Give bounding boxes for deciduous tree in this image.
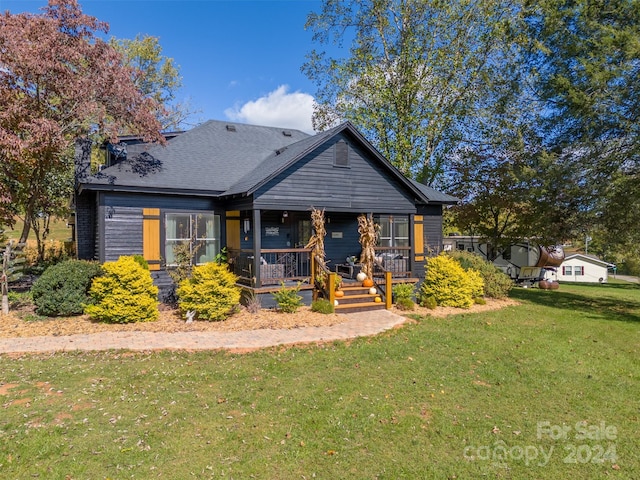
[522,0,640,250]
[111,34,195,130]
[0,0,165,249]
[303,0,518,184]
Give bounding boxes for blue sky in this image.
[0,0,331,133]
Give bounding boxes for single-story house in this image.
[73,120,457,308]
[547,253,615,283]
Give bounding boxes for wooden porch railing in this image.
[228,248,312,287]
[372,246,412,278]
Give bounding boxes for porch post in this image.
[253,209,262,288]
[409,214,416,276]
[385,271,393,310]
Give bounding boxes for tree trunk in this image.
[18,216,31,244]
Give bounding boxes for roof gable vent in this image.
[334,139,350,167]
[282,130,292,137]
[226,124,237,132]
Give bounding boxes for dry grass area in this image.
[0,298,519,339]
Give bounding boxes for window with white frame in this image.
[574,266,584,276]
[165,213,220,266]
[376,215,409,247]
[563,266,573,275]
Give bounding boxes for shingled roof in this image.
[408,179,459,205]
[81,120,310,195]
[80,120,457,205]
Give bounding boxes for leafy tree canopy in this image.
[303,0,518,184]
[0,0,165,244]
[111,34,196,131]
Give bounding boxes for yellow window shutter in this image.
[226,210,241,250]
[414,215,424,262]
[143,208,161,271]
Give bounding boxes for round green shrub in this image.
[177,262,241,321]
[396,297,415,311]
[421,295,437,309]
[272,281,304,313]
[31,260,103,316]
[85,256,159,323]
[311,298,334,314]
[449,250,512,298]
[392,282,416,302]
[421,254,485,309]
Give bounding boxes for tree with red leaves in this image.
[0,0,165,250]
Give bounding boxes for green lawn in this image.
[0,282,638,479]
[2,216,72,242]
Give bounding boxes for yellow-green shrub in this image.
[420,254,485,309]
[449,250,513,298]
[176,262,241,321]
[85,256,159,323]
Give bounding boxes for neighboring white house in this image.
[547,254,615,283]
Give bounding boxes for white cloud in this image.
[224,85,316,134]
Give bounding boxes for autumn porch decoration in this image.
[306,207,327,280]
[357,214,379,281]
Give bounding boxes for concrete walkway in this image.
[0,310,408,355]
[615,275,639,284]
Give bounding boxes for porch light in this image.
[243,218,251,233]
[282,211,288,223]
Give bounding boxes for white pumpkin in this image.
[356,271,367,282]
[369,287,377,295]
[334,300,339,307]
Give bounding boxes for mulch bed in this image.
[0,298,519,339]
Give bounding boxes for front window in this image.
[563,266,573,275]
[574,266,584,276]
[376,215,409,247]
[165,213,220,266]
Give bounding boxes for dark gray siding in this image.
[101,192,218,211]
[75,192,97,260]
[97,192,222,263]
[254,133,417,213]
[419,204,444,255]
[103,206,143,262]
[323,213,361,266]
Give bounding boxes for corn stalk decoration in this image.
[358,214,379,279]
[305,207,327,283]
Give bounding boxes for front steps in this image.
[334,282,386,314]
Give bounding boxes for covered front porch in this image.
[225,208,421,310]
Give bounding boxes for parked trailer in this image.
[513,245,564,287]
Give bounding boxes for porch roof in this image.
[408,179,459,205]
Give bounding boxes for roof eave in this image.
[78,183,224,197]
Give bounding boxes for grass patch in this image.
[0,283,638,478]
[2,216,72,242]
